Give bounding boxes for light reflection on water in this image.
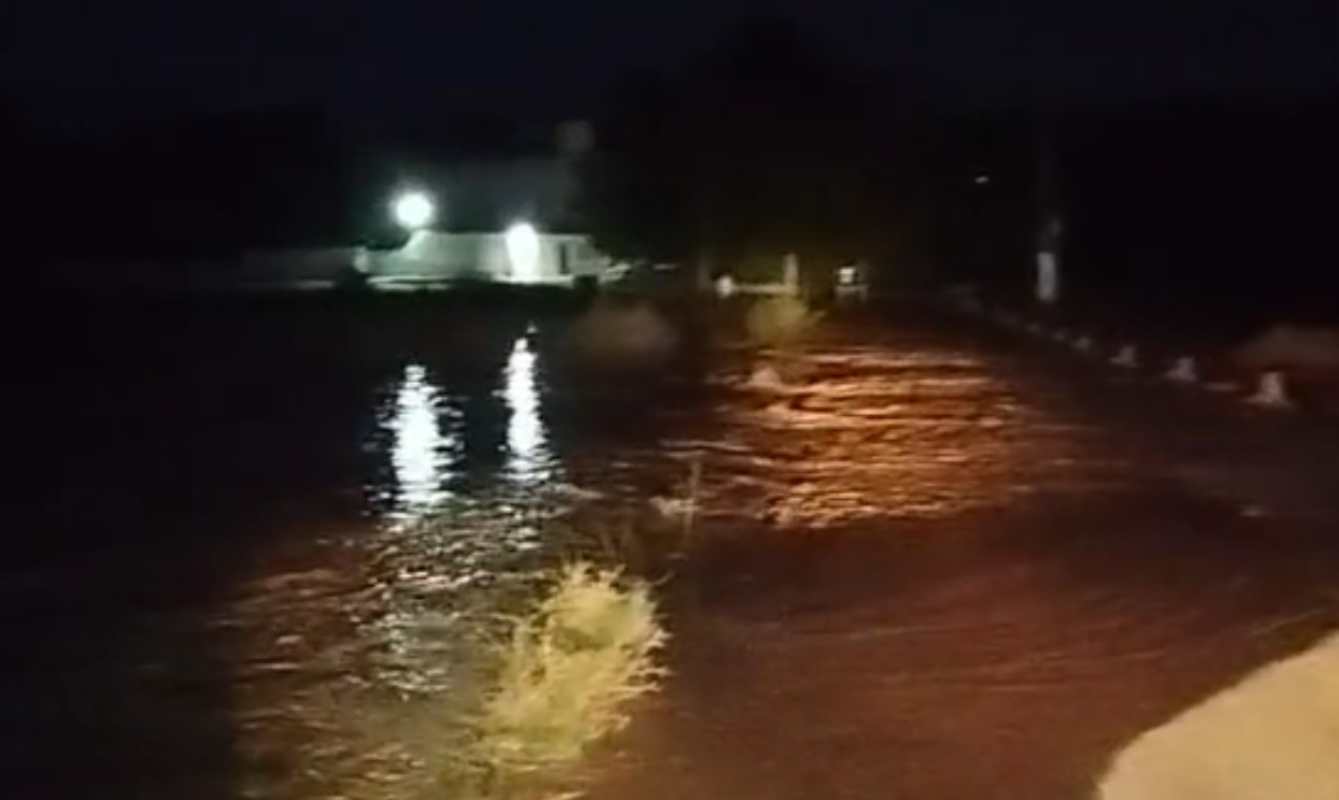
[221,329,1125,798]
[363,340,563,697]
[383,364,460,520]
[229,333,577,798]
[374,335,558,521]
[679,346,1121,527]
[358,336,565,701]
[503,335,556,487]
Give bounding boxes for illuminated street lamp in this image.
[505,221,540,283]
[392,191,435,230]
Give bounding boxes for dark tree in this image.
[584,19,928,285]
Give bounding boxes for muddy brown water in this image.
[7,297,1339,799]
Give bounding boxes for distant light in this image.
[506,222,541,283]
[392,192,435,230]
[714,274,735,298]
[837,266,858,286]
[974,174,991,186]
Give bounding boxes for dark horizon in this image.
[6,1,1337,132]
[5,4,1338,321]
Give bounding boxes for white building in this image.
[366,229,610,287]
[237,129,615,291]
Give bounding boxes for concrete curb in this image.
[1165,356,1198,384]
[1110,344,1139,368]
[1245,371,1294,410]
[944,296,1298,414]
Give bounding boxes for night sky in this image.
[5,0,1337,127]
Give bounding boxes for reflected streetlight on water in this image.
[370,335,555,523]
[385,364,459,520]
[503,335,553,486]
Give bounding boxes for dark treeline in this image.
[1058,100,1339,318]
[583,19,948,284]
[6,107,396,260]
[585,19,1339,308]
[3,104,573,266]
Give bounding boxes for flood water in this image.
[9,295,1339,799]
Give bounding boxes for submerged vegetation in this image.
[745,295,825,345]
[447,561,668,798]
[563,300,680,366]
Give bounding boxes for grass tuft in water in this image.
[745,296,824,345]
[448,561,668,797]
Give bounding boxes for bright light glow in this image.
[837,266,857,286]
[393,192,435,230]
[974,174,991,185]
[503,337,548,484]
[715,274,735,298]
[388,364,456,517]
[506,222,541,283]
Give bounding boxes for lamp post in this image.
[392,191,435,231]
[505,222,540,283]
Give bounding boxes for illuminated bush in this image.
[564,301,679,364]
[1234,324,1339,371]
[450,562,667,796]
[745,296,823,345]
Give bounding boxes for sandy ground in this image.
[1099,631,1339,799]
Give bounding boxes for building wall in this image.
[369,231,608,285]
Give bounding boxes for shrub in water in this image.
[745,296,823,345]
[453,562,667,796]
[564,301,679,365]
[1234,324,1339,372]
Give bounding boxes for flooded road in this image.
[9,297,1339,799]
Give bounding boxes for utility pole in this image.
[1035,118,1063,305]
